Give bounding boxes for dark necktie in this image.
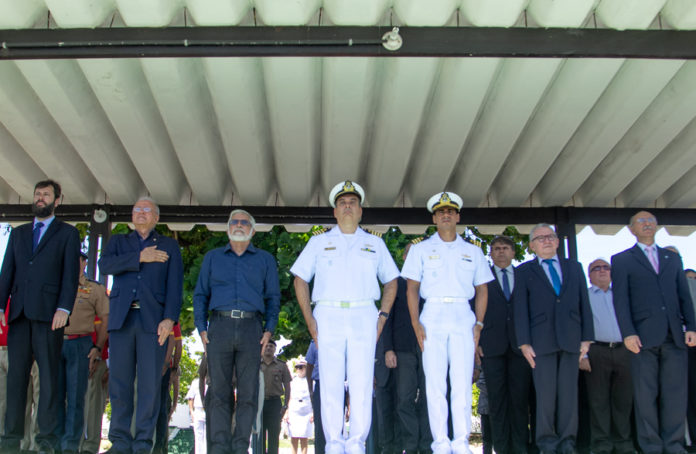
[543,258,562,295]
[32,222,44,252]
[501,268,511,300]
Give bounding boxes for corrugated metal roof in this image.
[1,0,696,233]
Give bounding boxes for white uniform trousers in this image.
[315,303,377,454]
[421,301,476,454]
[191,410,206,454]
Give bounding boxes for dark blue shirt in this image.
[193,243,280,334]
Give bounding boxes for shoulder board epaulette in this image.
[461,235,482,247]
[312,227,328,236]
[411,236,426,245]
[362,227,383,238]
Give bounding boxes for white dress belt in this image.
[314,300,374,308]
[426,297,470,303]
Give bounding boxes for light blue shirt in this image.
[537,255,562,285]
[33,215,55,244]
[588,286,623,343]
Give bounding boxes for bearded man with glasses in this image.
[193,209,280,454]
[513,223,594,454]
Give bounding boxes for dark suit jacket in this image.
[481,266,522,357]
[0,220,80,322]
[514,257,594,355]
[98,230,183,333]
[611,244,696,349]
[382,277,422,354]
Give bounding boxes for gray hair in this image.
[135,196,160,215]
[227,209,256,230]
[529,223,555,241]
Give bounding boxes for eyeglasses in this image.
[229,219,251,227]
[531,234,557,243]
[295,365,305,369]
[634,217,657,224]
[590,265,611,272]
[133,207,153,213]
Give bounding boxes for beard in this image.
[227,231,253,242]
[32,200,55,218]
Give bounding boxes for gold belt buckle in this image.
[340,301,350,308]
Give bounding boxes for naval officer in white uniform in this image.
[401,192,494,454]
[291,181,399,454]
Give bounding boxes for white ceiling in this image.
[1,0,696,224]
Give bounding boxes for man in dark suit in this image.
[480,236,532,454]
[98,197,183,454]
[0,179,81,453]
[383,244,431,454]
[514,223,594,454]
[611,211,696,454]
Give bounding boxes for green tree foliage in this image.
[177,343,203,404]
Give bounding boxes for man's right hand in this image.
[385,350,397,369]
[140,246,169,263]
[0,312,6,335]
[520,344,536,369]
[307,316,318,346]
[624,335,642,354]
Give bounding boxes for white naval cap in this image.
[329,180,365,208]
[427,192,463,213]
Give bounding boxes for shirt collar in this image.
[224,242,257,254]
[537,254,559,265]
[494,264,513,274]
[590,285,611,294]
[34,216,55,228]
[432,231,464,245]
[131,229,156,242]
[637,242,657,253]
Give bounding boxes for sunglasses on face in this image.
[590,265,611,272]
[229,219,251,227]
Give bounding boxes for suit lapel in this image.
[33,220,60,257]
[531,259,556,294]
[23,224,34,257]
[656,246,669,275]
[128,231,142,252]
[490,266,506,299]
[630,244,655,274]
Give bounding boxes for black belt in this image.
[594,341,623,349]
[211,310,259,320]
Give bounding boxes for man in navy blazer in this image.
[480,236,532,454]
[0,180,81,453]
[98,197,183,454]
[514,223,594,454]
[611,211,696,454]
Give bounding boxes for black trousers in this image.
[481,348,532,454]
[631,338,687,454]
[686,347,696,448]
[3,314,63,450]
[482,414,493,454]
[393,350,432,453]
[312,380,325,454]
[532,351,580,453]
[153,367,172,454]
[207,316,262,454]
[376,370,399,454]
[584,344,633,454]
[262,396,282,454]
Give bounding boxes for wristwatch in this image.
[378,311,390,319]
[475,320,484,328]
